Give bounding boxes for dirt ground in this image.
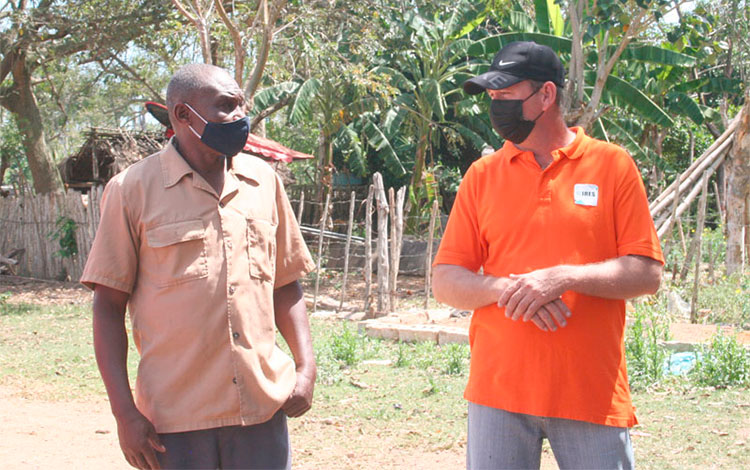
[0,274,747,469]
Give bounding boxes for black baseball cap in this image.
[464,41,565,95]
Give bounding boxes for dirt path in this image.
[0,384,467,470]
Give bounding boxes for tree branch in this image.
[214,0,244,86]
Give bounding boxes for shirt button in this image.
[226,240,232,249]
[229,286,236,295]
[232,377,237,384]
[233,332,240,340]
[219,202,225,208]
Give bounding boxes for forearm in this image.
[92,291,138,420]
[432,264,509,310]
[274,281,316,378]
[553,255,662,300]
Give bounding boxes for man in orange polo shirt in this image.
[432,41,664,469]
[82,64,316,469]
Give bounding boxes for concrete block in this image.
[438,327,469,345]
[398,325,440,343]
[360,322,400,341]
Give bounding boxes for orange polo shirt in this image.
[81,140,314,433]
[434,127,663,427]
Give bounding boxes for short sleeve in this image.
[80,179,140,293]
[433,164,486,272]
[613,155,665,264]
[273,174,315,289]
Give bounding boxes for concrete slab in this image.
[438,327,469,345]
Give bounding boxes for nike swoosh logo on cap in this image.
[496,60,516,67]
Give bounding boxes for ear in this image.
[541,82,557,110]
[172,103,192,126]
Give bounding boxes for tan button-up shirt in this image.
[81,141,314,433]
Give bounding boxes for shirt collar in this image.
[160,139,260,188]
[160,138,194,188]
[505,126,588,163]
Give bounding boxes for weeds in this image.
[626,299,671,390]
[442,343,469,376]
[692,330,750,388]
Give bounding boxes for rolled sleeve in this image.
[80,178,139,293]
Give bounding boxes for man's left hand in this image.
[282,370,315,418]
[498,267,569,322]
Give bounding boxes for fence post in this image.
[364,184,374,316]
[313,189,332,313]
[388,186,406,312]
[338,191,356,312]
[296,190,305,225]
[690,175,710,323]
[424,199,439,310]
[373,173,390,316]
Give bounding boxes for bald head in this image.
[166,63,236,114]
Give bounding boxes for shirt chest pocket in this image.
[247,218,277,282]
[145,219,209,287]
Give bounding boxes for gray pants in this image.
[467,403,634,470]
[156,410,291,469]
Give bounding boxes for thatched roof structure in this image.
[60,127,297,191]
[59,128,167,189]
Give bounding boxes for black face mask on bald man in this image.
[184,102,250,157]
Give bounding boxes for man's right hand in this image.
[116,409,166,470]
[518,299,571,332]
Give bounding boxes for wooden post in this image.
[713,180,725,226]
[338,191,356,312]
[296,190,305,225]
[388,187,399,312]
[661,171,684,266]
[364,185,374,316]
[313,189,331,313]
[424,199,439,310]
[373,173,390,316]
[388,187,405,312]
[690,175,710,323]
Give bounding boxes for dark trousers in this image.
[156,410,291,469]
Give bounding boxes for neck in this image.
[515,114,576,169]
[173,137,227,193]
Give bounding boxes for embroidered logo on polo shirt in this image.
[574,184,598,206]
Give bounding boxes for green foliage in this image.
[442,343,469,375]
[626,299,671,390]
[49,216,78,259]
[692,330,750,388]
[0,118,29,187]
[697,273,750,330]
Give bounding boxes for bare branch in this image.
[249,93,293,131]
[109,54,164,103]
[214,0,244,85]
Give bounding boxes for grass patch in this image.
[0,301,137,400]
[1,300,748,467]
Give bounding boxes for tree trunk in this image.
[726,94,750,275]
[2,52,63,194]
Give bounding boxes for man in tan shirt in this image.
[81,64,316,469]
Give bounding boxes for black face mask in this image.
[184,102,250,157]
[489,88,544,144]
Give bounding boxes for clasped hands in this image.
[497,267,571,332]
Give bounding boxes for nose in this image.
[228,106,246,122]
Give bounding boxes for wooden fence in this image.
[0,187,102,281]
[0,174,444,317]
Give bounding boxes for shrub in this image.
[328,325,360,366]
[626,299,670,390]
[441,343,469,376]
[692,330,750,388]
